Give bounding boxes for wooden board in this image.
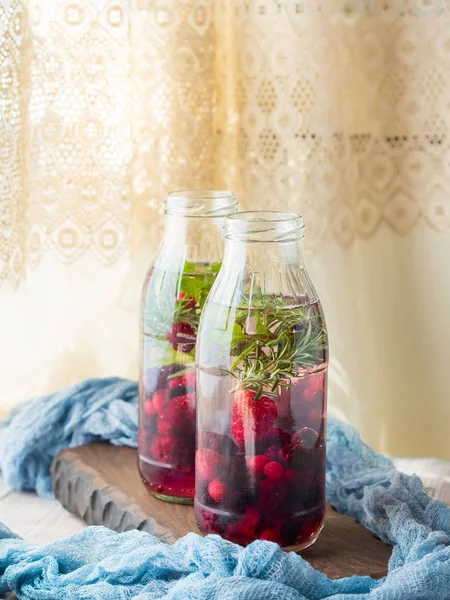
[51,443,391,580]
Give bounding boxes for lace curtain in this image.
[1,0,450,457]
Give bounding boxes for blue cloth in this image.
[1,379,450,599]
[0,378,138,497]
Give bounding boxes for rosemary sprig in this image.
[229,299,327,398]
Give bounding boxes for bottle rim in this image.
[225,211,305,242]
[165,190,238,218]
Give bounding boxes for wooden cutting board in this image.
[51,443,391,580]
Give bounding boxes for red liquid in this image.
[195,371,326,547]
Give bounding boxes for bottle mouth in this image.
[225,211,305,242]
[165,190,238,218]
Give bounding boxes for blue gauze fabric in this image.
[0,378,449,599]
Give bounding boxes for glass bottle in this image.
[138,190,238,504]
[195,211,328,546]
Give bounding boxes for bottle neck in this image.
[153,190,237,271]
[209,211,317,307]
[212,238,317,307]
[157,214,227,268]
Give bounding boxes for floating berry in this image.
[208,479,227,503]
[167,322,196,353]
[260,529,281,543]
[264,461,285,482]
[246,455,269,475]
[144,400,155,416]
[157,420,174,436]
[231,390,278,445]
[292,427,319,451]
[162,394,195,429]
[152,390,167,412]
[196,448,224,481]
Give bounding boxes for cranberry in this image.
[246,455,269,476]
[157,420,174,436]
[152,390,167,412]
[208,480,227,503]
[264,461,285,482]
[167,322,196,353]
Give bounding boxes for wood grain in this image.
[51,443,391,580]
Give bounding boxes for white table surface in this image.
[1,458,449,545]
[0,478,85,544]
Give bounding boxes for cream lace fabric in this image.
[1,0,450,457]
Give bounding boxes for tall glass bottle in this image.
[138,190,237,504]
[195,211,328,546]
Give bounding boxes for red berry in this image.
[246,455,269,475]
[264,461,285,482]
[167,322,196,353]
[196,448,224,481]
[260,529,281,543]
[152,390,167,412]
[144,400,155,416]
[208,479,226,503]
[157,420,174,436]
[150,435,191,465]
[231,390,278,445]
[161,394,195,429]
